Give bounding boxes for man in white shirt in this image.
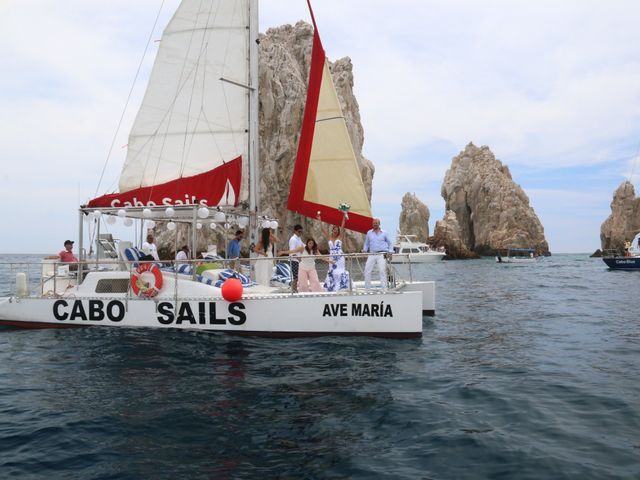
[142,234,160,261]
[362,218,393,291]
[287,224,305,292]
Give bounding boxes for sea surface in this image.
[0,253,638,479]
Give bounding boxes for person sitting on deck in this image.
[46,240,81,271]
[175,245,190,270]
[141,234,160,261]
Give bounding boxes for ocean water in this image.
[0,254,639,479]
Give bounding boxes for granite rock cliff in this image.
[432,211,477,259]
[398,193,430,242]
[438,143,549,256]
[600,181,640,252]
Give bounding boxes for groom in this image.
[362,218,393,291]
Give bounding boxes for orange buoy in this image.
[131,263,163,298]
[221,278,243,302]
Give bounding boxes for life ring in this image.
[131,263,163,298]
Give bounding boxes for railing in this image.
[0,252,410,301]
[0,261,41,297]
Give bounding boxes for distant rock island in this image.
[398,193,430,242]
[600,181,640,253]
[400,143,550,258]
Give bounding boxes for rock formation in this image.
[398,193,430,242]
[157,21,373,257]
[432,211,477,259]
[600,181,640,253]
[438,143,549,256]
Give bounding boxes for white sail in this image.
[119,0,250,202]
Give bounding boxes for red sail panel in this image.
[287,2,373,234]
[88,156,242,208]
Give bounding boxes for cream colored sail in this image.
[304,62,372,218]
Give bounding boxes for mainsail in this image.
[287,1,373,233]
[89,0,251,208]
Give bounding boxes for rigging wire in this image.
[92,0,167,199]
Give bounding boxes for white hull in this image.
[0,290,425,338]
[495,257,537,264]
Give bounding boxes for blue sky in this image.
[1,0,640,254]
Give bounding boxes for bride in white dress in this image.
[317,212,350,291]
[254,227,279,286]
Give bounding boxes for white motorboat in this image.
[390,235,446,264]
[0,0,435,338]
[495,248,538,264]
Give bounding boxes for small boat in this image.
[495,248,537,264]
[390,235,446,264]
[0,0,435,338]
[602,233,640,270]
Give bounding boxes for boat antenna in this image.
[93,1,167,199]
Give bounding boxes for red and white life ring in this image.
[131,263,163,298]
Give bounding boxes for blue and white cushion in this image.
[271,262,292,286]
[218,269,256,287]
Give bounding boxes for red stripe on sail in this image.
[287,29,324,217]
[88,156,242,208]
[287,2,373,234]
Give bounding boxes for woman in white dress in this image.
[317,213,350,291]
[254,228,279,286]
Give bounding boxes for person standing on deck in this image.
[227,230,244,271]
[280,225,305,292]
[363,218,393,291]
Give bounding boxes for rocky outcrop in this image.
[600,181,640,253]
[398,193,430,242]
[157,21,373,256]
[440,143,549,256]
[431,210,479,259]
[432,211,477,259]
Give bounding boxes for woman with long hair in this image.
[316,212,350,291]
[298,238,324,292]
[254,227,279,286]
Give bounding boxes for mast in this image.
[248,0,260,245]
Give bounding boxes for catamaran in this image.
[0,0,435,337]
